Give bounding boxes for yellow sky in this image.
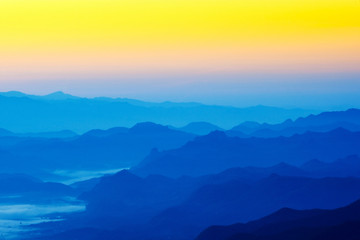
[0,0,359,81]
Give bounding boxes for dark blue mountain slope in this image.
[30,172,360,240]
[196,198,360,240]
[143,175,360,240]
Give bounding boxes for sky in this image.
[0,0,359,108]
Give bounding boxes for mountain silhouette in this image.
[229,108,360,138]
[26,166,360,240]
[0,122,195,177]
[2,105,360,240]
[0,128,77,138]
[29,199,360,240]
[0,173,75,203]
[0,91,315,132]
[300,155,360,177]
[146,175,360,240]
[55,174,360,240]
[0,91,79,100]
[0,128,13,137]
[196,198,360,240]
[174,122,224,135]
[78,170,204,226]
[70,155,360,195]
[83,127,129,137]
[133,128,360,177]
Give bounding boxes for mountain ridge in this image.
[133,128,360,177]
[196,198,360,240]
[0,91,317,132]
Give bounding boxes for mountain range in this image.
[28,166,360,240]
[0,91,317,132]
[144,175,360,240]
[0,129,78,139]
[0,122,195,179]
[1,108,359,181]
[0,105,359,240]
[196,198,360,240]
[133,128,360,177]
[172,122,224,135]
[227,108,360,138]
[0,173,76,204]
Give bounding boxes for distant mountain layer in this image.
[173,122,224,135]
[206,155,360,180]
[133,128,360,177]
[0,128,78,138]
[69,154,360,195]
[0,91,316,132]
[0,173,75,204]
[0,122,195,177]
[78,170,203,226]
[1,113,359,178]
[196,199,360,240]
[228,108,360,138]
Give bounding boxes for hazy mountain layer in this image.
[134,128,360,177]
[0,91,316,132]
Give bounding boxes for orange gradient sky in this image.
[0,0,359,105]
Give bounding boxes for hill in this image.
[174,122,224,135]
[0,173,75,203]
[0,91,315,132]
[145,175,360,240]
[196,199,360,240]
[229,108,360,138]
[35,174,360,240]
[133,128,360,177]
[0,122,195,178]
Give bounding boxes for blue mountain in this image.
[0,91,316,132]
[0,129,78,138]
[0,173,75,204]
[145,175,360,240]
[78,170,203,227]
[133,128,360,177]
[0,128,13,136]
[30,154,360,240]
[196,198,360,240]
[69,155,360,195]
[300,155,360,177]
[30,174,360,240]
[173,122,224,135]
[229,108,360,138]
[0,122,195,179]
